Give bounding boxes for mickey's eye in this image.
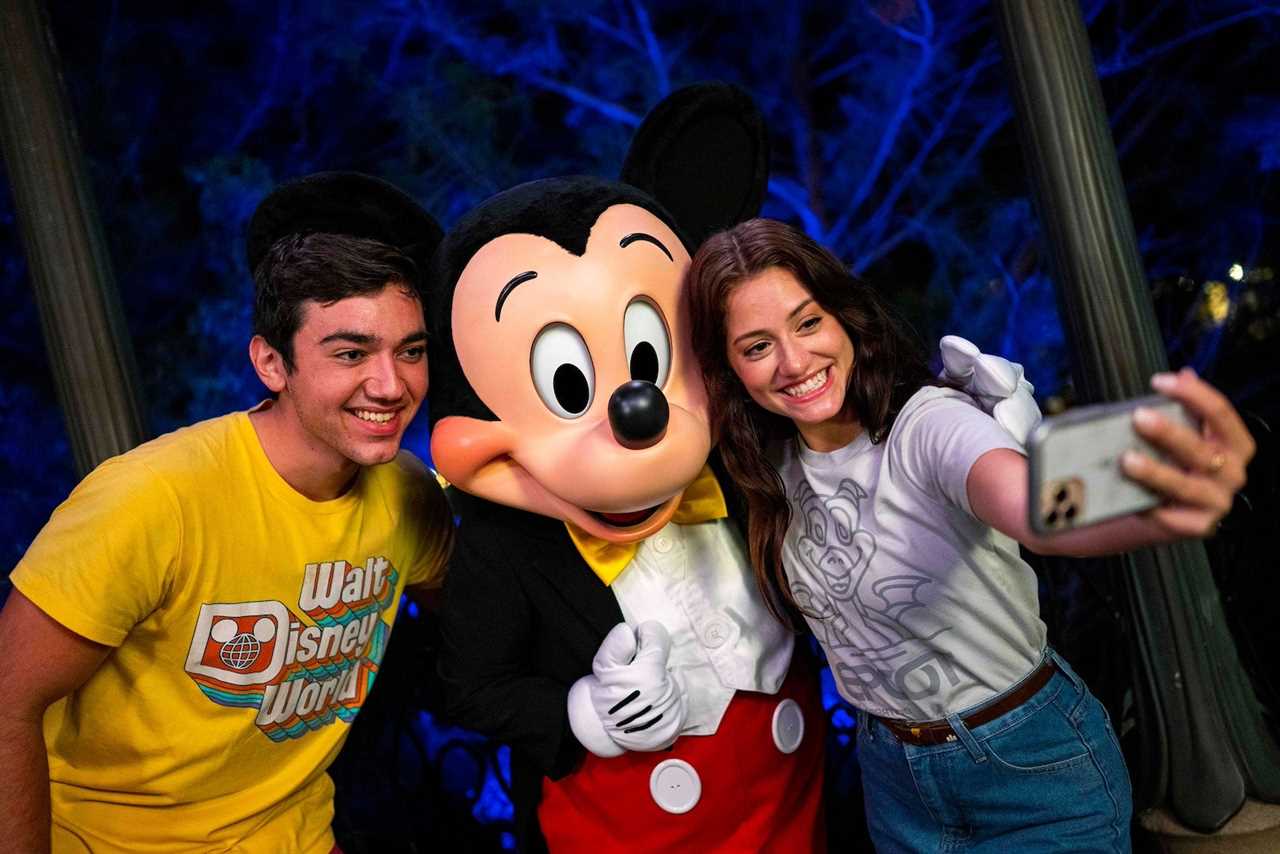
[623,299,671,387]
[530,323,595,418]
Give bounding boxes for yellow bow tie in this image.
[565,465,729,586]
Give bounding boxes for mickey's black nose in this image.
[608,380,669,450]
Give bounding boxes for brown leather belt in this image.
[871,659,1058,746]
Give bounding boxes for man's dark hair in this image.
[252,231,420,372]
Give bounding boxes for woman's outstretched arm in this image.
[967,368,1254,557]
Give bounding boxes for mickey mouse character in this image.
[428,83,1040,853]
[428,83,826,853]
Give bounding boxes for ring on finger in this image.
[1206,451,1227,474]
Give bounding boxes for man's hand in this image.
[0,590,111,854]
[567,622,688,757]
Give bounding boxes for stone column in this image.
[0,0,147,475]
[992,0,1280,845]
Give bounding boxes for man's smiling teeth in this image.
[354,409,394,423]
[783,368,828,397]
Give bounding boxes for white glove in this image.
[567,621,688,758]
[939,335,1042,446]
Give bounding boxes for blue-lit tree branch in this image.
[853,56,987,263]
[1116,0,1173,58]
[229,5,291,151]
[1114,73,1173,159]
[824,0,936,248]
[630,0,670,97]
[525,74,641,127]
[1097,5,1280,76]
[854,108,1012,273]
[767,175,825,237]
[585,15,642,51]
[381,18,415,83]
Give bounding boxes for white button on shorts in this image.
[772,698,805,754]
[649,758,701,814]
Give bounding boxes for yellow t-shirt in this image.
[10,410,453,853]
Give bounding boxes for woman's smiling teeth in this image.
[354,409,394,423]
[783,368,828,397]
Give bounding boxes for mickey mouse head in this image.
[427,83,769,543]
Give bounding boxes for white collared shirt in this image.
[611,518,794,735]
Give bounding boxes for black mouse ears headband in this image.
[241,84,765,276]
[245,171,443,278]
[621,81,769,247]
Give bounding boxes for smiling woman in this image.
[725,268,858,452]
[685,217,1256,853]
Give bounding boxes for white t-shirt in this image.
[774,386,1046,721]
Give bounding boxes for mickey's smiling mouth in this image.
[590,505,663,527]
[568,492,684,541]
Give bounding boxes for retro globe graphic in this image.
[219,633,261,670]
[210,616,277,671]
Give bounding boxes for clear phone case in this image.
[1027,394,1197,534]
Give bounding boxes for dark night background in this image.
[2,1,1278,850]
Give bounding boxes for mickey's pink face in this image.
[431,204,712,542]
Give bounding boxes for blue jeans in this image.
[855,650,1132,852]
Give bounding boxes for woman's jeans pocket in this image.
[980,684,1095,774]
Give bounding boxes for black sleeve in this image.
[437,520,584,780]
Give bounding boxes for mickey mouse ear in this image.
[620,82,769,249]
[245,171,443,276]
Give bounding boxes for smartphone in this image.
[1026,395,1198,534]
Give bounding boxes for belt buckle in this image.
[903,721,957,745]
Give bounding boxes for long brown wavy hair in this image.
[686,218,936,625]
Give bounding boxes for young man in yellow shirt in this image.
[0,172,453,853]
